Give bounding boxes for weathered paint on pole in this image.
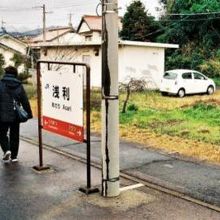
[101,0,120,197]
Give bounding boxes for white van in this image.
[160,69,216,97]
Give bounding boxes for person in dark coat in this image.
[0,66,33,163]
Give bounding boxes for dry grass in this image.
[120,126,220,164]
[30,99,38,117]
[92,113,220,164]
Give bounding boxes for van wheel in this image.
[178,88,185,98]
[207,86,214,95]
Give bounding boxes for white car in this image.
[160,69,216,97]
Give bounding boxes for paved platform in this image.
[0,140,220,220]
[20,119,220,207]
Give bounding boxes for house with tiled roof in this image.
[0,33,28,72]
[77,15,102,42]
[0,33,27,55]
[77,15,122,42]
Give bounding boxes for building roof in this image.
[0,42,23,54]
[77,15,122,33]
[31,27,75,43]
[0,33,27,47]
[77,15,102,33]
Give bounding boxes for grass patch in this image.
[92,90,220,164]
[118,102,220,145]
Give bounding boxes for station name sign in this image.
[41,69,84,142]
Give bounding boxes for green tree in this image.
[159,0,175,13]
[158,0,220,47]
[10,53,24,68]
[158,0,220,75]
[120,0,159,41]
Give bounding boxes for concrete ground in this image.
[0,140,220,220]
[20,119,220,207]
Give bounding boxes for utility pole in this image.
[33,5,47,42]
[101,0,120,197]
[43,4,46,42]
[1,19,5,29]
[68,13,73,27]
[1,19,6,33]
[33,4,52,42]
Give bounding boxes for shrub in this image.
[199,59,220,78]
[127,103,138,112]
[90,89,101,111]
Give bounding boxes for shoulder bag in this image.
[5,86,29,123]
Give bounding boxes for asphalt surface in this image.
[20,119,220,208]
[0,139,219,219]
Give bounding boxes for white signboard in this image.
[41,69,84,142]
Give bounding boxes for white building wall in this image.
[81,48,101,87]
[40,46,101,87]
[41,47,81,62]
[92,32,101,42]
[40,45,165,89]
[119,45,164,89]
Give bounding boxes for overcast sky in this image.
[0,0,161,32]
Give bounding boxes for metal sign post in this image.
[33,61,50,171]
[33,60,98,194]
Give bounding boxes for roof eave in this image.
[119,40,179,49]
[33,39,179,49]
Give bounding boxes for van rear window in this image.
[163,72,177,80]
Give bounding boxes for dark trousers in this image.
[0,122,20,159]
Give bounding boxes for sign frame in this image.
[33,60,98,195]
[41,68,84,142]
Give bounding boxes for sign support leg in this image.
[33,62,50,171]
[79,66,99,195]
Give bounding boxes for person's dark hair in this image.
[4,66,18,77]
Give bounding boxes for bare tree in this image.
[119,77,146,113]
